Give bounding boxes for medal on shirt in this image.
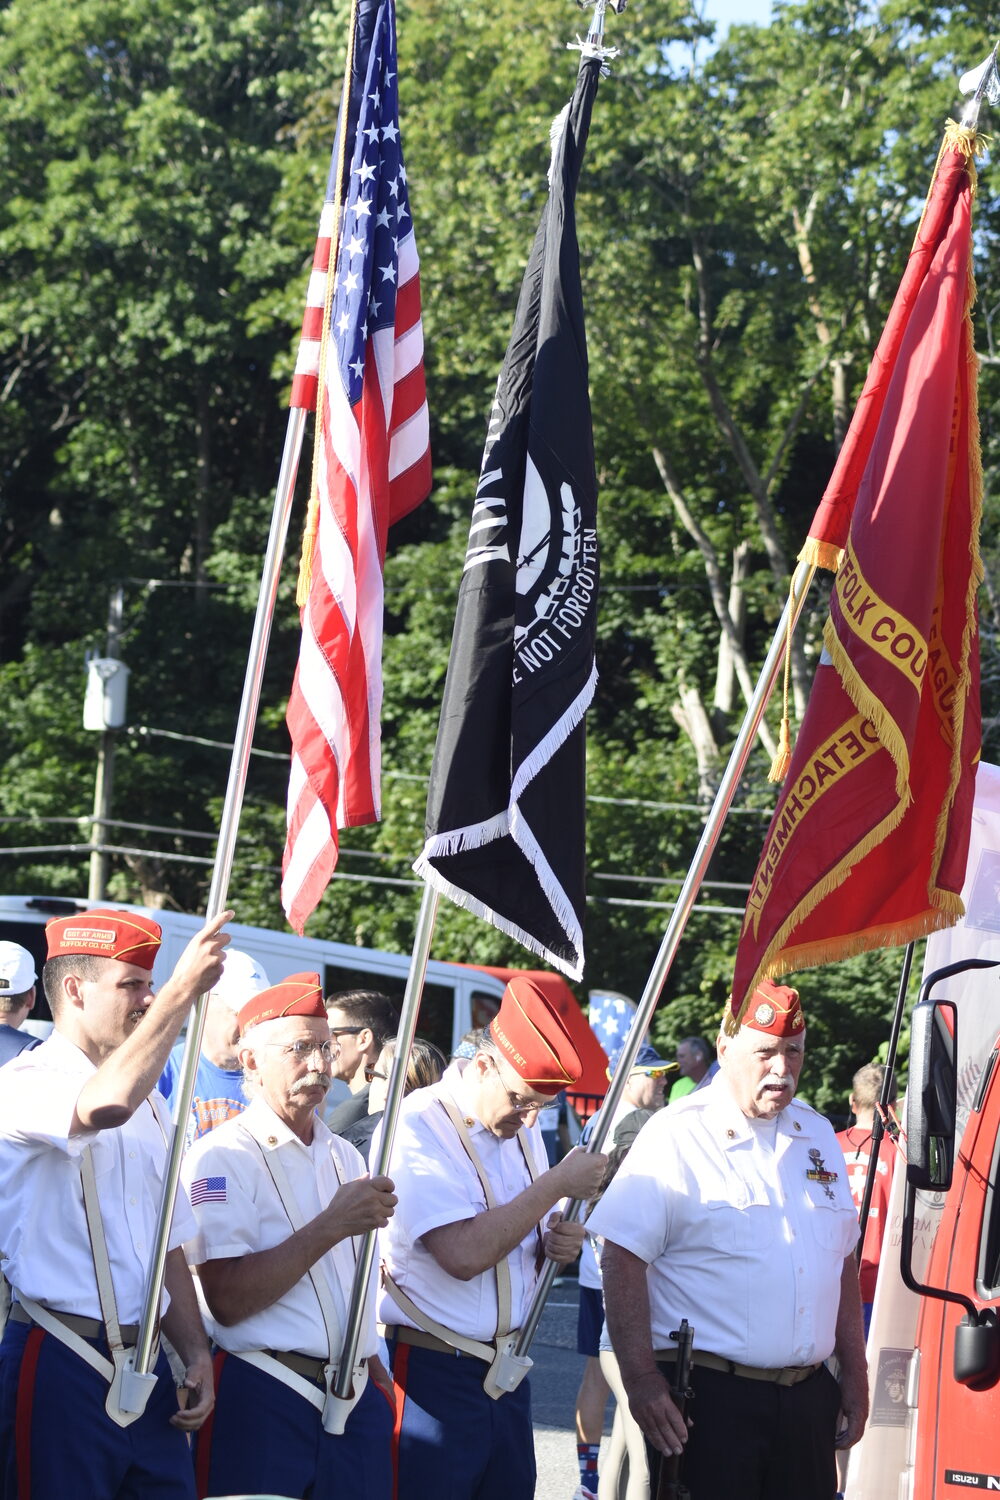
[806,1147,838,1201]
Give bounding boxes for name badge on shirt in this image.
[806,1148,838,1201]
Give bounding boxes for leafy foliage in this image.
[1,0,997,1114]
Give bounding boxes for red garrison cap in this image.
[45,909,161,971]
[740,979,805,1037]
[238,972,325,1036]
[489,976,583,1096]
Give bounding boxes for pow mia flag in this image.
[414,56,601,981]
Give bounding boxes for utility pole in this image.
[85,585,128,901]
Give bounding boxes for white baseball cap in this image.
[0,942,37,995]
[209,949,270,1013]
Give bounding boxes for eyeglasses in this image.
[487,1056,557,1114]
[328,1026,365,1039]
[264,1040,335,1062]
[364,1066,388,1084]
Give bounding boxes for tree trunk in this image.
[714,539,750,720]
[652,446,778,761]
[671,677,720,805]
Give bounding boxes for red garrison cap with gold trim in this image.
[489,976,583,1096]
[45,909,161,971]
[740,978,804,1036]
[238,972,325,1036]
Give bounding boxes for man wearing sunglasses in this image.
[378,976,607,1500]
[324,989,400,1136]
[182,972,397,1500]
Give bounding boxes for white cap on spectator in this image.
[0,942,37,995]
[209,949,270,1013]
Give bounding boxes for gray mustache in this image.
[291,1072,331,1095]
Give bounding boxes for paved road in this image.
[532,1278,615,1500]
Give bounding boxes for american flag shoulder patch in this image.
[189,1176,227,1205]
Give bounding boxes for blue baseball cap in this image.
[607,1040,671,1078]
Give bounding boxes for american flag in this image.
[282,0,431,934]
[189,1176,227,1206]
[586,990,639,1064]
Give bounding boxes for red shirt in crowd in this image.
[835,1125,898,1303]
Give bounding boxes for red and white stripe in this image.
[282,224,430,934]
[290,201,338,413]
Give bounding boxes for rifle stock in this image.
[655,1319,694,1500]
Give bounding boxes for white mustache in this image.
[291,1072,331,1095]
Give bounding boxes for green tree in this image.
[1,0,995,1120]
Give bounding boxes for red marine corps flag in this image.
[282,0,431,934]
[730,125,984,1025]
[413,57,602,982]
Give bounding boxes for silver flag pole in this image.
[515,557,817,1355]
[333,881,440,1401]
[129,406,310,1390]
[958,43,999,127]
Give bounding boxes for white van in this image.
[0,894,509,1057]
[0,897,611,1121]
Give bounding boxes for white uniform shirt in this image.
[375,1061,550,1341]
[0,1031,193,1322]
[586,1078,858,1369]
[182,1095,378,1360]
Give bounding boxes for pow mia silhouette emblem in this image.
[462,394,598,681]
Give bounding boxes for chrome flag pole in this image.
[129,406,310,1393]
[331,882,439,1408]
[515,557,817,1356]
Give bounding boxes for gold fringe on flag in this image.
[797,536,844,573]
[941,120,988,164]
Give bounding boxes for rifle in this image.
[655,1319,694,1500]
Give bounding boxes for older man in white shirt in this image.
[182,972,397,1500]
[590,980,868,1500]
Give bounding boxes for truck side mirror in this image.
[954,1312,1000,1389]
[906,998,957,1192]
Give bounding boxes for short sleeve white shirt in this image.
[586,1078,858,1368]
[0,1031,194,1322]
[375,1061,550,1340]
[182,1095,378,1360]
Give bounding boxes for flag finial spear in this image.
[959,43,999,128]
[568,0,625,74]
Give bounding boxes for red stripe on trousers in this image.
[14,1327,45,1500]
[194,1350,228,1499]
[390,1341,410,1500]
